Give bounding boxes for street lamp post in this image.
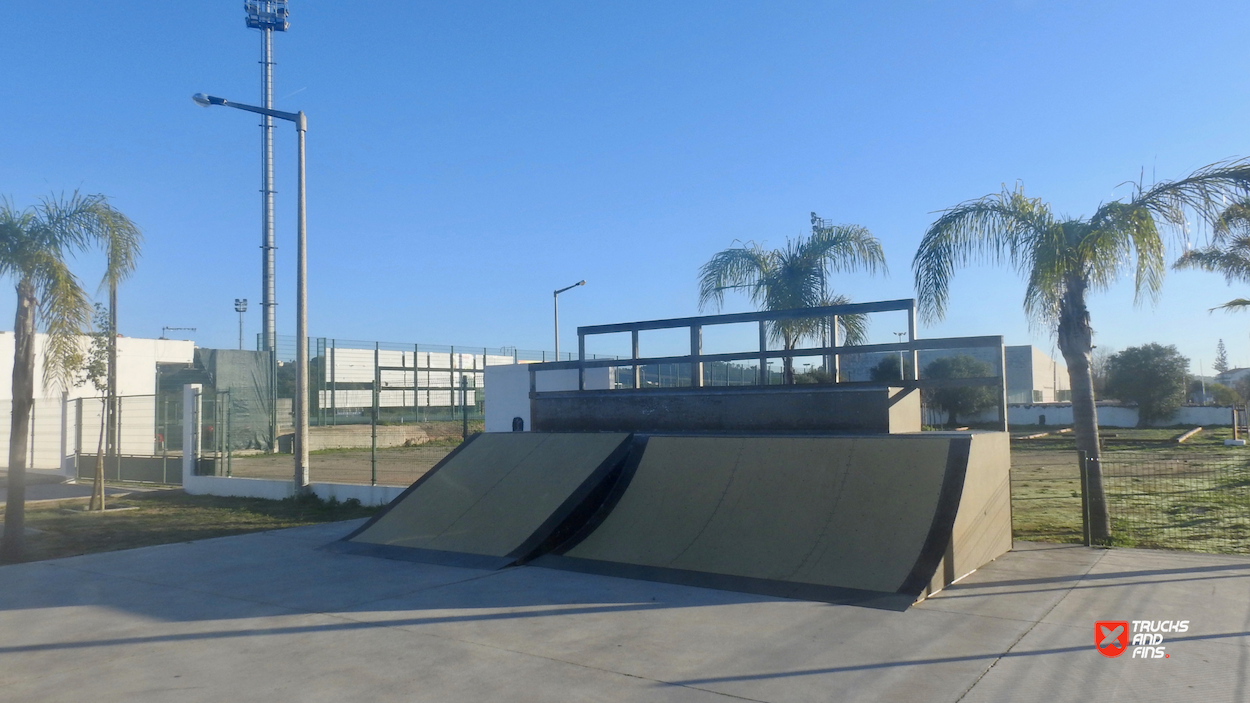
[194,93,310,491]
[553,280,586,361]
[235,299,248,350]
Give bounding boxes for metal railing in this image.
[528,299,1009,431]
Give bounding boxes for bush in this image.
[1105,344,1188,427]
[923,355,996,427]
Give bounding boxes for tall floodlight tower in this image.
[245,0,289,355]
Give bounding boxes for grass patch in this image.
[1010,431,1250,553]
[0,490,378,564]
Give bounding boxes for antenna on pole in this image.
[161,327,197,340]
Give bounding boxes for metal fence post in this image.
[372,342,379,487]
[462,375,469,440]
[74,397,83,479]
[1078,450,1091,547]
[330,339,337,426]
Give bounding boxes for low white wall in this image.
[962,402,1238,428]
[182,474,405,506]
[181,383,405,507]
[484,363,612,432]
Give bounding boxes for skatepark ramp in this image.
[332,431,1010,608]
[330,432,633,568]
[534,433,1010,609]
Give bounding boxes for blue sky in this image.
[2,1,1249,370]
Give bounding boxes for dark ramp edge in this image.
[506,434,638,562]
[331,432,636,569]
[895,436,972,597]
[539,435,650,558]
[528,555,915,611]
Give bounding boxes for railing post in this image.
[631,329,640,389]
[997,338,1008,432]
[758,320,768,385]
[831,314,840,382]
[690,325,703,387]
[907,301,919,381]
[578,333,586,391]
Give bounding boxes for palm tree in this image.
[698,213,887,383]
[1174,196,1250,311]
[912,159,1250,543]
[0,193,141,563]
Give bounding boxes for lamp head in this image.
[192,93,212,107]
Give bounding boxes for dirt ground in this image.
[224,445,455,486]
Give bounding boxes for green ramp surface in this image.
[333,432,633,569]
[534,434,972,609]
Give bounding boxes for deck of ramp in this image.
[332,432,633,568]
[534,433,1010,608]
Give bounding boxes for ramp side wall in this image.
[532,386,920,434]
[926,431,1013,598]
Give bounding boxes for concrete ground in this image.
[1,524,1246,703]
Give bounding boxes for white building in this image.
[0,332,194,469]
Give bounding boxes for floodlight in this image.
[245,0,290,31]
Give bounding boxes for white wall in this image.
[962,402,1237,428]
[0,333,194,469]
[0,332,193,400]
[484,363,613,432]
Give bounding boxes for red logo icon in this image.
[1096,621,1129,657]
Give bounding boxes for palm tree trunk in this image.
[1056,278,1111,542]
[89,401,105,511]
[1,280,37,563]
[104,284,117,504]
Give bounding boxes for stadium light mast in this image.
[235,299,248,350]
[245,0,288,357]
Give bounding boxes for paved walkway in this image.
[1,523,1246,702]
[0,471,136,506]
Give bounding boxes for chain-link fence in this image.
[1098,452,1250,554]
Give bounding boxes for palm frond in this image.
[1210,298,1250,313]
[806,220,888,276]
[1079,204,1165,306]
[1212,198,1250,243]
[913,185,1054,321]
[1174,236,1250,285]
[697,244,770,312]
[1124,157,1250,234]
[28,252,91,391]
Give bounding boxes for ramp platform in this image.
[533,433,1010,609]
[329,432,633,569]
